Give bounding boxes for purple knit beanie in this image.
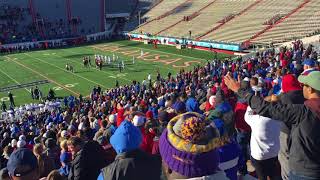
[159,112,221,178]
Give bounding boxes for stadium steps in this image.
[135,0,211,35]
[155,0,218,35]
[136,0,190,29]
[28,0,45,38]
[252,0,320,44]
[196,0,263,40]
[244,0,311,45]
[160,0,251,39]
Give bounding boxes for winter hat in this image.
[61,130,69,138]
[17,140,26,148]
[158,111,169,123]
[209,96,216,106]
[108,114,117,124]
[281,74,302,93]
[132,115,145,127]
[159,112,220,178]
[7,148,38,177]
[110,120,142,154]
[172,101,186,113]
[18,135,26,141]
[146,110,153,119]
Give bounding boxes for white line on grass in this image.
[77,45,177,72]
[0,67,31,93]
[23,53,109,89]
[109,42,210,63]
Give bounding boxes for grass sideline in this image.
[0,40,232,106]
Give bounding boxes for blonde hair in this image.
[33,144,44,157]
[60,140,68,151]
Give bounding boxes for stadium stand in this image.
[161,0,252,39]
[132,0,320,46]
[201,0,306,43]
[252,0,320,44]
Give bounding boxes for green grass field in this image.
[0,40,232,106]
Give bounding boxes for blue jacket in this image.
[218,139,244,180]
[186,97,201,113]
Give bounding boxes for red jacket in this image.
[139,127,155,154]
[234,102,251,132]
[116,107,125,127]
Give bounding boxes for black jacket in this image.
[69,141,108,180]
[239,89,320,178]
[279,90,305,131]
[101,149,161,180]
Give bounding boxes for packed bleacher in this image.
[0,39,320,180]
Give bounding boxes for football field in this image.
[0,40,232,106]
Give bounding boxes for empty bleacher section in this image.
[201,0,305,43]
[134,0,189,30]
[252,0,320,44]
[160,0,252,39]
[132,0,319,47]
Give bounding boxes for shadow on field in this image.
[118,42,141,48]
[64,54,92,59]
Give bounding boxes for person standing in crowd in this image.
[8,92,14,107]
[99,120,161,180]
[224,70,320,179]
[1,101,6,112]
[160,112,229,180]
[7,148,40,180]
[245,106,281,180]
[68,136,107,180]
[276,74,305,180]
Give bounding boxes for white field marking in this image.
[23,53,109,89]
[47,50,132,82]
[76,45,178,73]
[0,67,31,93]
[88,45,176,72]
[108,42,209,63]
[4,56,80,96]
[0,96,17,102]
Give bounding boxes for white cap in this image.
[132,115,145,127]
[17,140,26,148]
[19,135,26,141]
[61,130,69,138]
[243,77,250,82]
[11,139,17,147]
[108,114,117,124]
[209,96,216,106]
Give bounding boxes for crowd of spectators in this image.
[0,39,320,180]
[0,4,83,45]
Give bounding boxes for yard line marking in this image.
[70,46,176,72]
[47,50,132,82]
[0,68,31,93]
[5,56,80,96]
[108,42,209,63]
[23,53,109,89]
